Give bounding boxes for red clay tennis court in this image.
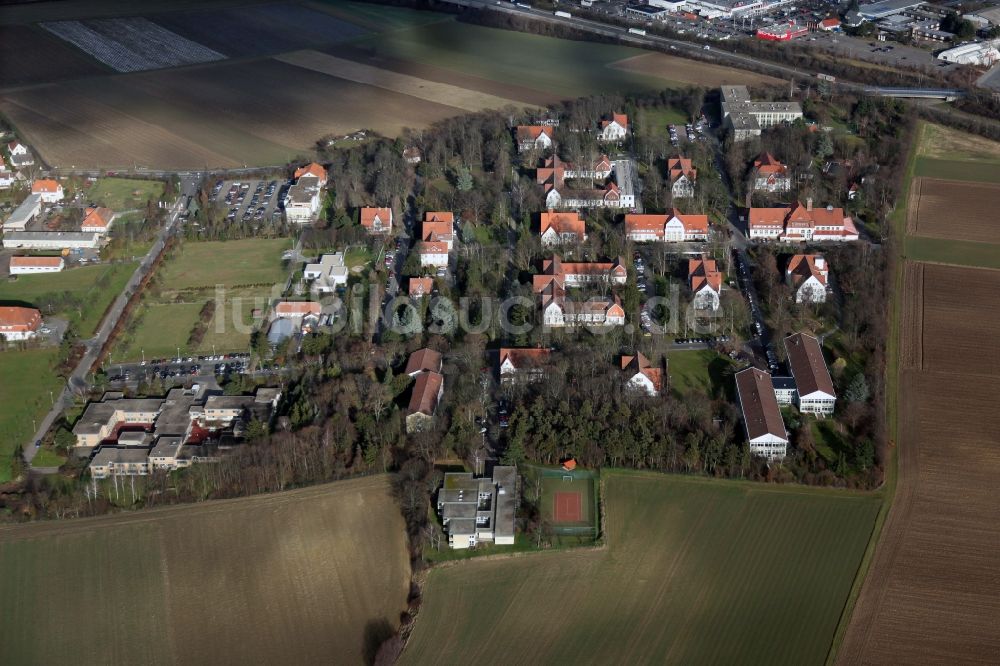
[553,491,583,523]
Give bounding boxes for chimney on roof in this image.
[806,197,813,212]
[827,204,834,211]
[815,257,825,270]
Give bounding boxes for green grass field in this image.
[403,471,880,665]
[82,178,165,210]
[913,157,1000,184]
[636,106,690,137]
[667,348,735,399]
[115,239,289,361]
[160,238,291,289]
[0,349,63,482]
[0,477,410,665]
[349,20,674,98]
[903,235,1000,270]
[0,262,136,336]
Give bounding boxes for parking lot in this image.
[211,178,287,225]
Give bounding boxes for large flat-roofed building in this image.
[2,231,101,250]
[858,0,923,21]
[686,0,793,18]
[721,85,803,141]
[436,466,517,549]
[735,367,789,460]
[937,40,1000,66]
[2,193,41,231]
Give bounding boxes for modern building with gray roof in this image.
[721,85,803,141]
[436,466,517,549]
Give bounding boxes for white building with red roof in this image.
[748,199,858,242]
[688,255,722,311]
[360,207,392,235]
[0,305,42,341]
[786,254,829,303]
[10,255,64,274]
[81,207,117,234]
[751,152,792,192]
[274,301,322,318]
[515,125,554,152]
[539,212,586,246]
[499,347,551,384]
[31,178,63,203]
[785,332,836,415]
[621,352,663,396]
[598,113,629,142]
[667,156,697,198]
[625,210,709,242]
[293,162,328,187]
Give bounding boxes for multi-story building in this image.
[785,332,837,416]
[688,255,722,311]
[667,156,697,198]
[598,113,629,142]
[750,152,792,192]
[437,466,517,549]
[360,207,393,235]
[31,178,63,203]
[748,199,858,242]
[625,210,709,242]
[621,352,663,396]
[498,347,551,384]
[304,253,348,293]
[406,348,444,433]
[786,254,829,303]
[735,367,789,460]
[539,211,586,246]
[515,125,554,152]
[721,85,803,141]
[81,207,117,234]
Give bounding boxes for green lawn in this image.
[913,157,1000,184]
[31,446,66,468]
[82,178,165,210]
[904,235,1000,270]
[668,348,735,399]
[344,246,372,269]
[117,302,203,362]
[636,106,689,136]
[349,20,674,98]
[0,262,136,336]
[403,471,881,665]
[0,349,63,482]
[160,238,291,290]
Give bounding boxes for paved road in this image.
[23,175,199,467]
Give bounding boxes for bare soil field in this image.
[276,50,526,112]
[0,25,108,89]
[907,177,1000,244]
[152,3,370,58]
[0,476,410,665]
[0,59,468,168]
[609,52,785,86]
[838,262,1000,665]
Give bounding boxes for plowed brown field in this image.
[838,262,1000,665]
[907,177,1000,244]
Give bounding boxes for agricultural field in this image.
[839,262,1000,664]
[0,261,137,336]
[404,471,879,665]
[0,1,767,169]
[115,239,290,361]
[907,178,1000,244]
[41,18,224,72]
[916,122,1000,164]
[0,25,108,89]
[0,349,63,482]
[840,124,1000,663]
[610,52,784,87]
[152,3,372,58]
[0,476,411,665]
[667,348,735,399]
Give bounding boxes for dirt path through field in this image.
[275,50,528,113]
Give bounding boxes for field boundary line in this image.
[828,119,920,665]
